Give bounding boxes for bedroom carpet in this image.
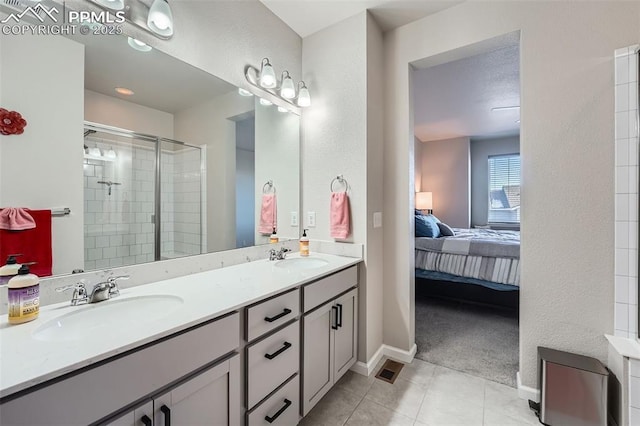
[414,295,519,387]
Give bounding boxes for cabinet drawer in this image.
[247,321,300,409]
[303,266,357,312]
[247,375,299,426]
[0,312,240,426]
[246,289,299,342]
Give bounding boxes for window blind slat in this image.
[488,154,520,224]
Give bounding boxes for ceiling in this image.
[260,0,463,37]
[74,33,235,114]
[413,44,521,142]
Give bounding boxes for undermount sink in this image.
[33,295,184,342]
[274,257,329,271]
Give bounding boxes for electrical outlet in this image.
[307,211,316,227]
[291,211,298,226]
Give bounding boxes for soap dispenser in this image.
[270,227,279,244]
[8,263,39,325]
[0,254,22,286]
[300,229,309,257]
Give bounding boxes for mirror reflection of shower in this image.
[82,124,205,271]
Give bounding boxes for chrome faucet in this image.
[56,275,130,305]
[268,247,291,261]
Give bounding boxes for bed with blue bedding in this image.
[415,227,520,292]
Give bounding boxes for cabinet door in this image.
[302,300,335,416]
[106,401,153,426]
[333,288,358,382]
[153,354,240,426]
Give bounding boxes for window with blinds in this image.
[488,154,521,224]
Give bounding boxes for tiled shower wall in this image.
[614,46,639,338]
[84,139,202,270]
[614,45,640,425]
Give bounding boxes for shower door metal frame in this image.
[84,121,203,262]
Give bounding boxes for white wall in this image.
[420,136,470,227]
[0,35,84,276]
[384,1,640,389]
[302,12,385,363]
[254,103,300,244]
[470,135,520,227]
[84,90,174,139]
[174,91,254,253]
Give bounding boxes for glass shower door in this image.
[159,139,203,260]
[83,129,157,270]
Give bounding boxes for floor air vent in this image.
[375,359,404,384]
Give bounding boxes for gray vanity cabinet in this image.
[302,266,358,417]
[107,401,153,426]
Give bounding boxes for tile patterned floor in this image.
[299,358,539,426]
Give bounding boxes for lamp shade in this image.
[280,71,296,99]
[416,192,433,210]
[260,58,277,89]
[147,0,174,37]
[297,82,311,107]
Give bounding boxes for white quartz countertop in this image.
[0,253,361,398]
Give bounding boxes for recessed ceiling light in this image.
[127,37,152,52]
[238,88,253,97]
[115,87,134,96]
[491,106,520,112]
[259,98,272,106]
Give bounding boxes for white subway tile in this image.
[109,258,124,268]
[103,247,116,259]
[631,250,638,277]
[632,359,640,378]
[630,110,639,138]
[618,139,631,166]
[618,166,631,193]
[631,166,639,194]
[617,222,630,249]
[617,249,630,276]
[617,83,630,112]
[631,56,639,83]
[631,83,639,110]
[116,246,130,257]
[84,260,95,271]
[617,275,630,303]
[631,194,639,222]
[617,55,630,84]
[95,259,110,269]
[630,277,638,306]
[617,303,630,332]
[617,194,630,221]
[631,137,639,167]
[630,305,638,334]
[618,111,630,139]
[110,235,123,247]
[631,222,639,250]
[87,248,102,261]
[84,236,95,249]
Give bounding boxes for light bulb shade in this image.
[416,192,433,210]
[297,83,311,107]
[105,148,117,159]
[88,147,102,157]
[127,37,152,52]
[280,71,296,99]
[147,0,174,37]
[94,0,124,11]
[260,58,277,89]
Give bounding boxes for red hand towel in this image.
[258,194,277,235]
[330,192,351,239]
[0,209,52,277]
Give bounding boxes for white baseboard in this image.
[350,343,417,376]
[517,371,540,402]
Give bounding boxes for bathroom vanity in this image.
[0,253,361,425]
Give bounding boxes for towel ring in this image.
[263,180,276,194]
[330,175,349,193]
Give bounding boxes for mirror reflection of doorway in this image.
[235,116,256,248]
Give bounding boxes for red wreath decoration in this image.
[0,108,27,135]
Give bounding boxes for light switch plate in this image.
[291,211,298,226]
[307,211,316,227]
[373,212,382,228]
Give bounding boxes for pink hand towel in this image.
[258,193,277,234]
[0,208,36,230]
[330,192,351,239]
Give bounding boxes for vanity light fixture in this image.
[277,106,288,113]
[280,71,296,99]
[259,98,273,106]
[245,57,310,109]
[93,0,124,11]
[147,0,174,37]
[297,81,311,107]
[127,37,152,52]
[115,87,134,96]
[88,145,102,158]
[238,88,253,97]
[105,147,117,159]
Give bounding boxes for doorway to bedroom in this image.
[411,32,521,388]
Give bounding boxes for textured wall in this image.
[384,1,640,388]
